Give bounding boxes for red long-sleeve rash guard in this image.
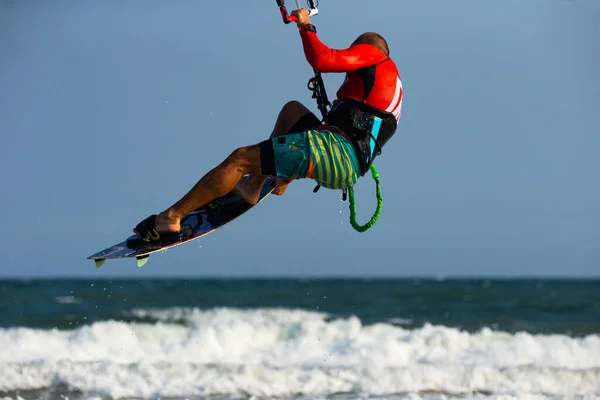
[300,28,403,121]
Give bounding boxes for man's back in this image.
[336,49,403,121]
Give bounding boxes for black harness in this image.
[324,99,397,176]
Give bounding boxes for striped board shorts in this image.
[272,129,360,190]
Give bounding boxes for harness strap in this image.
[312,164,383,232]
[348,164,382,232]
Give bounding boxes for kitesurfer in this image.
[133,8,403,243]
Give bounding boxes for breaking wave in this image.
[1,307,598,399]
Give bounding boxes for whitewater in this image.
[1,307,598,400]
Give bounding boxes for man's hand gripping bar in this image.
[276,0,319,24]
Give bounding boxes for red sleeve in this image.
[299,28,386,73]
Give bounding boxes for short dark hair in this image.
[352,32,389,56]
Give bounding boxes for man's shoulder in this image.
[350,43,387,57]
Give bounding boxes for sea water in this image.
[1,279,598,400]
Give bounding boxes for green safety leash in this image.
[348,164,383,232]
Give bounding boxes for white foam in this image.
[1,307,598,399]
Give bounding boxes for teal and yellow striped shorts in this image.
[272,129,360,190]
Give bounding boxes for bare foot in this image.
[155,211,181,233]
[233,175,266,205]
[133,211,181,235]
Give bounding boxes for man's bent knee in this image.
[227,145,263,175]
[281,100,310,115]
[273,101,321,138]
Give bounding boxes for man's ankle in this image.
[159,209,182,223]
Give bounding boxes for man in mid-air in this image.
[133,8,403,243]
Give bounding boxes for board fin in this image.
[136,255,149,268]
[94,259,106,268]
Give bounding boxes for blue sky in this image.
[0,0,598,278]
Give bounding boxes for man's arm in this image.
[300,29,383,73]
[291,9,385,73]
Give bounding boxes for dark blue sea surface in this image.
[2,278,598,336]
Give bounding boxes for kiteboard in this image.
[87,178,275,268]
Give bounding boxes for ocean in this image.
[0,278,598,400]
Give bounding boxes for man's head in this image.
[352,32,389,56]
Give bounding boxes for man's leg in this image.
[233,100,316,200]
[270,100,315,139]
[150,144,264,234]
[270,100,316,195]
